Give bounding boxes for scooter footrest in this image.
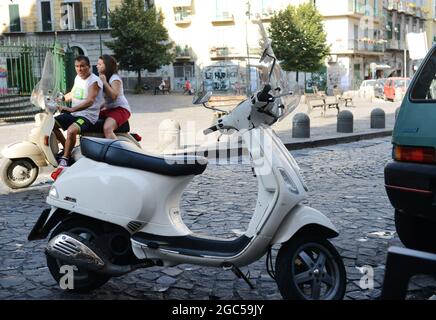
[132,232,252,258]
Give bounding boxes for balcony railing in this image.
[212,11,234,23]
[397,1,406,12]
[209,46,241,59]
[174,13,191,25]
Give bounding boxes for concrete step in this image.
[0,95,31,107]
[0,105,42,121]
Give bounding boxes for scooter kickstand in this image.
[229,265,255,289]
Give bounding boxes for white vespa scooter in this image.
[0,52,141,189]
[28,39,346,299]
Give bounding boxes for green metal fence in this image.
[0,38,66,122]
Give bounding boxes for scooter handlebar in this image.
[203,125,218,135]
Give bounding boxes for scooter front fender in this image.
[271,205,338,245]
[1,141,46,167]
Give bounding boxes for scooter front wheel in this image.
[0,158,39,189]
[275,234,346,300]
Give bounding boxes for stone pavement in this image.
[1,137,436,300]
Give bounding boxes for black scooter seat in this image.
[87,119,130,133]
[80,137,207,177]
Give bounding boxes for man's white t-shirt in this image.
[104,74,131,113]
[71,73,103,124]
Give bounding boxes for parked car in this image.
[383,77,411,101]
[374,78,387,99]
[384,45,436,253]
[358,79,376,98]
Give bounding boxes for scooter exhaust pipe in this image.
[46,232,151,276]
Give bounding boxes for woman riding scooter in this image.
[96,55,132,140]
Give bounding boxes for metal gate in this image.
[0,38,66,123]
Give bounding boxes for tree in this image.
[269,3,329,78]
[105,0,174,91]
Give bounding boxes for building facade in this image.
[0,0,434,93]
[0,0,123,68]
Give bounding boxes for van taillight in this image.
[51,167,65,181]
[394,146,436,164]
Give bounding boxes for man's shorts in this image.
[99,107,131,127]
[55,113,91,134]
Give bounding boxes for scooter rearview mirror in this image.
[192,91,212,105]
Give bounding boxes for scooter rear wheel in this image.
[0,158,39,189]
[46,218,111,293]
[275,234,346,300]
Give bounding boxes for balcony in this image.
[174,13,191,26]
[387,0,398,11]
[405,2,416,15]
[397,1,406,13]
[331,38,385,55]
[175,45,191,60]
[174,4,192,26]
[209,46,242,60]
[212,12,235,25]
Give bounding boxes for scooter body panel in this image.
[1,141,47,167]
[131,127,327,268]
[270,204,338,245]
[47,157,193,235]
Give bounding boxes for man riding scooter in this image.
[53,55,103,167]
[0,51,141,189]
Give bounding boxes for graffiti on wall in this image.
[203,65,240,92]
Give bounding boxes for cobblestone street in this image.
[1,137,436,300]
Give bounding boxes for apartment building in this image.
[0,0,122,64]
[0,0,433,93]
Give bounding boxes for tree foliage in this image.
[105,0,174,88]
[269,3,330,73]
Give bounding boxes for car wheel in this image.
[395,210,436,253]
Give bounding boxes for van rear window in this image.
[410,52,436,101]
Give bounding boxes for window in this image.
[40,1,52,31]
[395,24,401,41]
[173,62,194,78]
[96,0,108,29]
[215,0,231,19]
[8,4,21,32]
[411,52,436,101]
[60,2,83,30]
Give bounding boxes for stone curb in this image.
[171,129,393,158]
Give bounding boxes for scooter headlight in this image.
[278,167,299,194]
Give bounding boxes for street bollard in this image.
[395,107,400,121]
[158,119,181,152]
[370,108,386,129]
[292,113,310,138]
[337,110,353,133]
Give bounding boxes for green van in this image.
[384,46,436,253]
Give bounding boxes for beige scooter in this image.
[0,52,141,189]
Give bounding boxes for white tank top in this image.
[104,74,131,113]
